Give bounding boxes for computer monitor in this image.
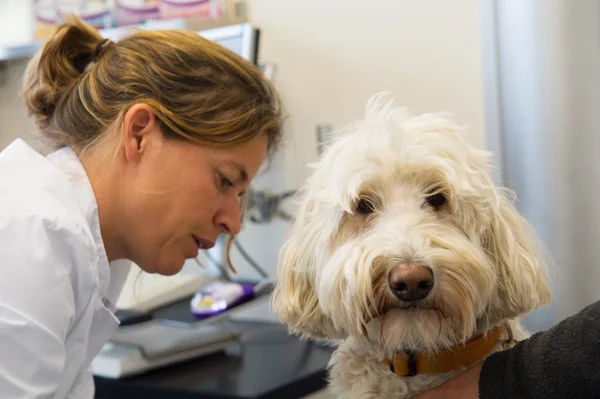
[197,23,260,65]
[100,21,259,65]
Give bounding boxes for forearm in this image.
[410,361,482,399]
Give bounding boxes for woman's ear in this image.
[121,104,158,164]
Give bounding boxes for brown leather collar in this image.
[383,325,503,377]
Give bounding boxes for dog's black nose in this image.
[388,264,434,302]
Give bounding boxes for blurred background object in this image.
[480,0,600,332]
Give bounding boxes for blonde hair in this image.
[22,17,282,157]
[22,17,283,274]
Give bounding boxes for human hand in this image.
[409,361,483,399]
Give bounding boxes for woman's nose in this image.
[215,196,242,236]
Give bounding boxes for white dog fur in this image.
[271,93,551,398]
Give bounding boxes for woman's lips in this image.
[192,235,215,250]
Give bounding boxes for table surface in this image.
[94,297,335,399]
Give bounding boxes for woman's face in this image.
[119,107,269,275]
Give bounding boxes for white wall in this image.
[226,0,488,281]
[0,0,37,150]
[0,0,488,284]
[0,59,38,150]
[0,0,33,47]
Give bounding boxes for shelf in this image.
[0,42,42,62]
[0,17,248,63]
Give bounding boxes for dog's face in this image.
[272,94,550,355]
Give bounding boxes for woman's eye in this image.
[220,175,234,188]
[217,173,234,192]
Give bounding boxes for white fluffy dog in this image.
[271,93,551,398]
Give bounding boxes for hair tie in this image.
[93,38,114,61]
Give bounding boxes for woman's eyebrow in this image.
[224,160,248,183]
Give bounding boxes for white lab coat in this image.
[0,139,131,398]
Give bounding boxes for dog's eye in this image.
[355,199,376,214]
[426,193,446,209]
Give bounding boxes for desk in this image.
[94,320,335,399]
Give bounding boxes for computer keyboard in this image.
[110,321,240,360]
[116,266,215,313]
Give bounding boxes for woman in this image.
[0,17,282,398]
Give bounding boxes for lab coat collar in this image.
[46,145,130,311]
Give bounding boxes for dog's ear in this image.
[483,191,551,322]
[270,197,343,340]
